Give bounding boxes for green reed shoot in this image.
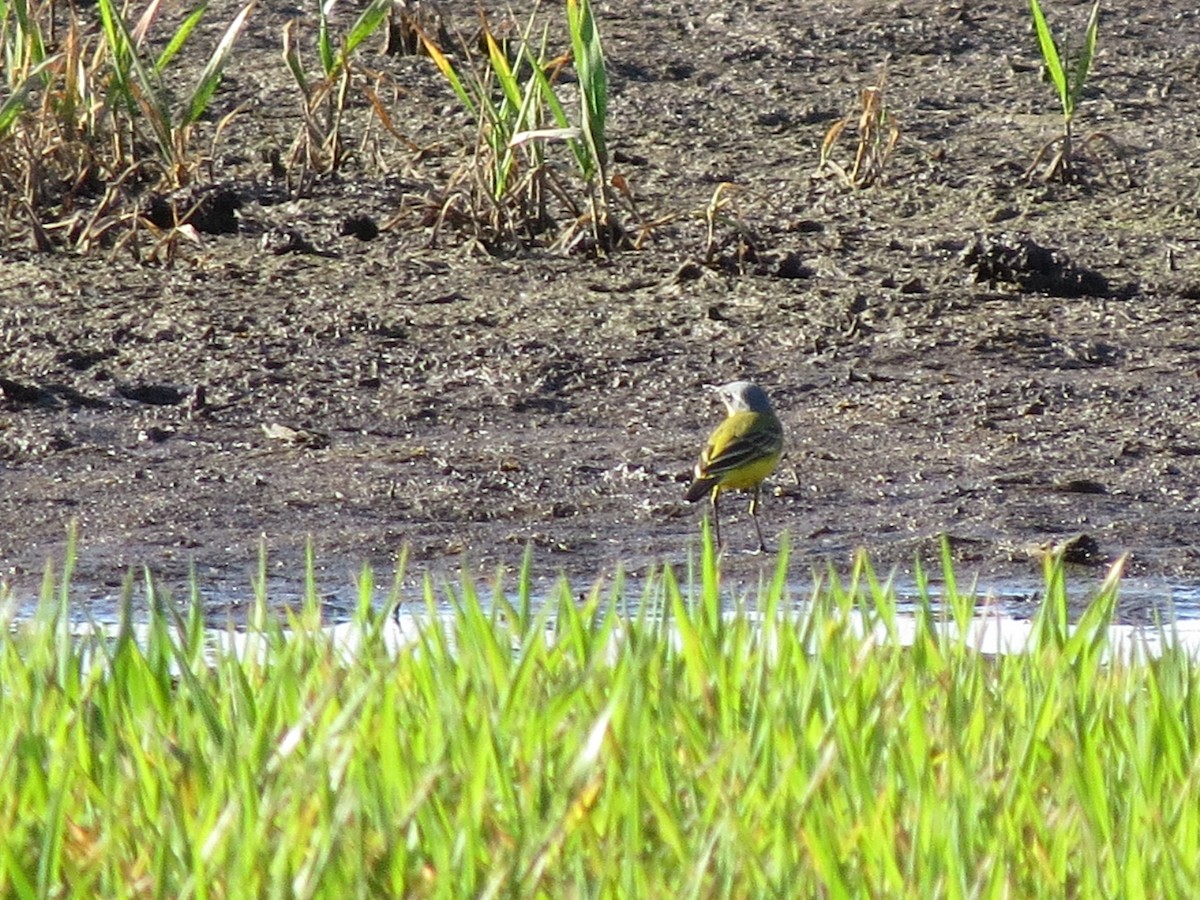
[565,0,621,247]
[96,0,254,186]
[421,14,564,235]
[1026,0,1101,181]
[565,0,607,180]
[318,0,391,80]
[420,0,621,252]
[1,0,252,233]
[283,0,391,175]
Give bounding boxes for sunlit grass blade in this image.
[1063,553,1123,664]
[181,0,255,126]
[340,0,391,65]
[566,0,607,174]
[153,2,206,73]
[485,31,522,113]
[1032,549,1070,650]
[1072,0,1101,114]
[417,27,475,115]
[1030,0,1069,116]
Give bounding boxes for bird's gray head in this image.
[714,380,775,415]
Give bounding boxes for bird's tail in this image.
[684,475,719,503]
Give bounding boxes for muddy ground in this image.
[3,0,1200,612]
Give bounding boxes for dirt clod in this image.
[961,233,1109,297]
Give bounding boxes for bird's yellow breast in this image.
[715,451,781,491]
[698,409,783,491]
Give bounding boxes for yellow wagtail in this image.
[684,380,784,552]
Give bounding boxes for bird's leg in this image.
[749,485,768,554]
[712,490,723,549]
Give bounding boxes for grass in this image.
[0,0,393,253]
[94,0,255,187]
[0,0,254,254]
[407,0,625,253]
[817,66,901,189]
[0,0,1139,256]
[0,0,623,255]
[1024,0,1117,183]
[282,0,394,179]
[1,535,1200,895]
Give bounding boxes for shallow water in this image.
[889,576,1200,625]
[8,561,1200,668]
[8,569,1200,627]
[29,600,1200,669]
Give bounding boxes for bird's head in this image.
[712,380,775,415]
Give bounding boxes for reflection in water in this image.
[15,598,1200,669]
[8,566,1200,661]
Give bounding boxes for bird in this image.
[684,380,784,553]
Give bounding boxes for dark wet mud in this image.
[3,0,1200,609]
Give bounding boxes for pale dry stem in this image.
[816,69,901,189]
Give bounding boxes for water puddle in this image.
[23,600,1200,670]
[7,570,1200,667]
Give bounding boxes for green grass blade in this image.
[1032,551,1070,650]
[154,3,206,73]
[485,31,522,114]
[181,0,254,126]
[0,53,59,136]
[566,0,608,174]
[96,0,136,113]
[419,30,476,116]
[317,0,335,76]
[1029,0,1069,117]
[338,0,390,66]
[1070,0,1101,115]
[525,40,591,174]
[35,779,68,896]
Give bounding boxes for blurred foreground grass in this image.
[1,535,1198,897]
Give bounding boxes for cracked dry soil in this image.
[4,0,1200,608]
